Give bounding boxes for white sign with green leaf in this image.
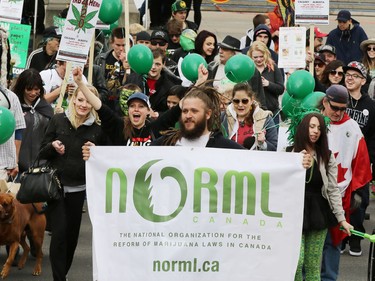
[56,0,103,63]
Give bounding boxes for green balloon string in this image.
[142,74,148,95]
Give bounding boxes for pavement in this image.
[2,10,375,281]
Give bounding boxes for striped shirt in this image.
[0,87,26,169]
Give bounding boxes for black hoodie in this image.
[346,93,375,179]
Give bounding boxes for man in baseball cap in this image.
[325,10,368,64]
[171,0,198,32]
[306,27,328,52]
[25,26,61,72]
[150,30,169,51]
[321,83,372,281]
[342,60,375,262]
[319,44,337,63]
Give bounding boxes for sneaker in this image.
[349,237,362,256]
[349,248,362,256]
[340,241,347,254]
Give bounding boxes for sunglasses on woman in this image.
[329,70,344,77]
[367,46,375,52]
[232,98,250,105]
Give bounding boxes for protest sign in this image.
[0,0,24,23]
[56,0,102,63]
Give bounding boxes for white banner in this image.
[56,0,102,63]
[86,147,305,281]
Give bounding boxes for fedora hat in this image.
[218,35,241,52]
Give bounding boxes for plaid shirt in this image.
[0,88,26,169]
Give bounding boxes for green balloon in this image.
[0,106,16,145]
[301,91,326,109]
[225,54,255,83]
[181,53,207,81]
[102,20,119,36]
[128,44,153,75]
[281,92,301,118]
[286,70,315,100]
[99,0,122,25]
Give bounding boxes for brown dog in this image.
[0,193,46,278]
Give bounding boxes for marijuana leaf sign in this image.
[68,4,97,33]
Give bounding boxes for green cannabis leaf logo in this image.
[68,4,97,33]
[133,160,188,222]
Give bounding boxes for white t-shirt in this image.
[176,132,210,147]
[40,68,88,94]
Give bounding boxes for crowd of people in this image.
[0,1,374,280]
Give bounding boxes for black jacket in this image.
[19,98,53,173]
[97,104,182,146]
[40,113,105,186]
[125,69,182,112]
[346,93,375,179]
[151,130,244,149]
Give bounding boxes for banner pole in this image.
[32,0,39,50]
[309,25,314,74]
[124,0,130,75]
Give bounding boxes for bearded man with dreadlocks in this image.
[151,85,243,149]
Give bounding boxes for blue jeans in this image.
[321,231,341,281]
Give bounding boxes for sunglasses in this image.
[232,98,250,105]
[328,99,347,112]
[314,62,325,67]
[329,70,344,77]
[367,46,375,52]
[151,40,167,46]
[169,33,181,38]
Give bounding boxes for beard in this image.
[180,115,207,140]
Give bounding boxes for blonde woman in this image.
[248,41,284,126]
[39,85,106,281]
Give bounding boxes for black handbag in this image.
[17,158,63,204]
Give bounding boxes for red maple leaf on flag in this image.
[334,152,348,184]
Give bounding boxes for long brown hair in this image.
[231,83,258,126]
[293,112,330,167]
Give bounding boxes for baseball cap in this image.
[314,53,326,64]
[336,10,351,22]
[172,0,187,12]
[314,27,328,38]
[326,85,349,104]
[43,26,61,40]
[151,30,168,42]
[343,61,368,78]
[136,31,151,42]
[319,44,336,55]
[127,92,151,108]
